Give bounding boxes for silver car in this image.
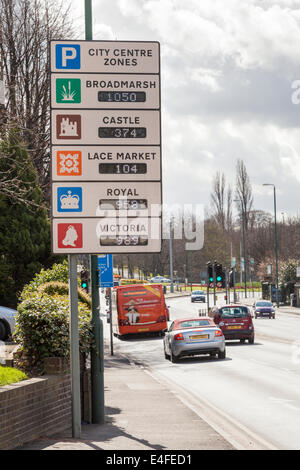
[163,317,226,362]
[0,306,16,341]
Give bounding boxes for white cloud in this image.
[69,0,300,215]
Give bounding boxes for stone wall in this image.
[0,375,71,450]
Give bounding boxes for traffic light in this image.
[80,270,89,293]
[207,263,213,283]
[215,263,224,287]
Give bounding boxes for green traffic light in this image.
[209,277,213,282]
[216,276,222,281]
[82,282,87,288]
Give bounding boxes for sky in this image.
[69,0,300,218]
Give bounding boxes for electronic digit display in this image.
[98,127,147,138]
[100,235,148,246]
[98,91,146,103]
[99,163,147,175]
[99,199,148,210]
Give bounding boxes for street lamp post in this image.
[263,184,279,307]
[234,198,247,298]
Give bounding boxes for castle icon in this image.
[59,117,78,137]
[60,190,80,210]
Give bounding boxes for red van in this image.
[209,304,254,344]
[112,284,168,337]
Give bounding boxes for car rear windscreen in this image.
[219,307,248,318]
[179,320,211,328]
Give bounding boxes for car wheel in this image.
[248,337,254,344]
[170,349,178,363]
[240,339,246,344]
[0,321,7,341]
[218,349,226,359]
[255,315,257,319]
[164,345,170,360]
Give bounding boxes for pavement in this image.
[17,342,234,451]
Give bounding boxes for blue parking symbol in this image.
[56,44,81,69]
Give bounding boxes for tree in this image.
[235,159,253,230]
[0,129,52,307]
[0,0,73,202]
[210,171,233,232]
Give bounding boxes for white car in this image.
[0,306,16,341]
[149,276,171,283]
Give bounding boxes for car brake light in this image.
[215,329,223,337]
[174,333,184,341]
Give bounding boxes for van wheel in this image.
[248,337,254,344]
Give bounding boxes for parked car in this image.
[0,306,16,341]
[163,317,226,362]
[191,290,206,302]
[209,304,254,344]
[253,300,275,319]
[149,276,171,283]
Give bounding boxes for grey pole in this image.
[68,255,81,438]
[213,262,216,305]
[85,0,105,424]
[263,184,279,307]
[90,255,105,424]
[273,186,279,307]
[109,287,113,356]
[169,218,174,293]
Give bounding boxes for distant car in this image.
[209,304,254,344]
[149,276,171,283]
[0,306,16,341]
[163,317,226,362]
[191,290,206,302]
[253,301,275,319]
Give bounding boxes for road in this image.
[101,292,300,450]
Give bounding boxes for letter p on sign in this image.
[56,44,81,69]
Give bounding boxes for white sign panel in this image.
[51,73,160,109]
[50,40,160,74]
[52,182,162,217]
[52,217,161,254]
[51,146,161,181]
[51,109,160,145]
[50,39,162,254]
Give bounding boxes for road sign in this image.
[51,74,160,109]
[51,109,160,145]
[50,40,161,254]
[97,254,113,287]
[52,182,162,217]
[51,146,161,181]
[52,217,161,253]
[51,40,159,74]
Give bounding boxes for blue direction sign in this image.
[97,254,113,287]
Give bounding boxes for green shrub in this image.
[19,260,73,300]
[14,293,93,373]
[0,366,27,386]
[37,281,91,308]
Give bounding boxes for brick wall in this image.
[0,375,71,450]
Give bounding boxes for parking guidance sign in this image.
[50,40,162,254]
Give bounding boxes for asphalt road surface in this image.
[102,292,300,450]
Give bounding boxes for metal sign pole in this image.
[109,287,114,356]
[68,254,81,438]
